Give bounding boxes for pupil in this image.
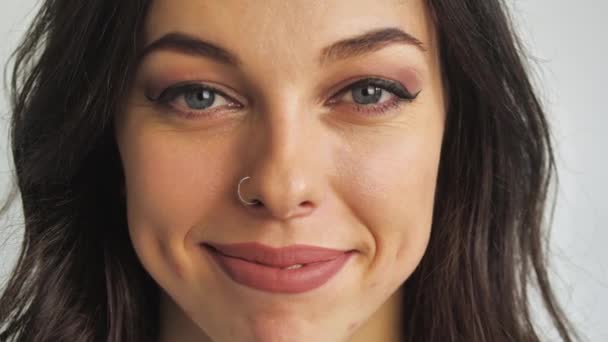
[185,89,214,110]
[353,86,382,105]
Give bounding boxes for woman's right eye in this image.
[147,83,242,119]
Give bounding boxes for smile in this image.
[201,242,356,294]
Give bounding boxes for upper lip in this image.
[202,242,352,268]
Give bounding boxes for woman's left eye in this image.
[327,78,419,116]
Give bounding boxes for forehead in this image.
[143,0,436,71]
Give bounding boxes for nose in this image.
[237,109,324,221]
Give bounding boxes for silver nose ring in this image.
[237,176,259,206]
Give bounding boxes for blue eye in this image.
[351,84,383,104]
[150,83,236,114]
[330,78,420,116]
[183,88,215,110]
[340,78,417,104]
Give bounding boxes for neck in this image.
[348,286,404,342]
[158,292,212,342]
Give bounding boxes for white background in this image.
[1,1,606,341]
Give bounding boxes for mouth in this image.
[201,242,356,294]
[202,241,353,268]
[204,244,312,269]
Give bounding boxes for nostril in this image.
[300,201,313,208]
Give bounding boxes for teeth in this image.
[283,264,304,270]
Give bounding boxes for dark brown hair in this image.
[0,0,581,341]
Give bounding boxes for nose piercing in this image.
[237,176,259,206]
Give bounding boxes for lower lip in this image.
[203,247,354,294]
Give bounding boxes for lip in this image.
[201,242,355,294]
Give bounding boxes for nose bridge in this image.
[265,98,306,169]
[243,99,322,220]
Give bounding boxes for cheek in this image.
[337,126,441,286]
[122,135,225,226]
[116,125,237,281]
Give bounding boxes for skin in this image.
[114,0,447,341]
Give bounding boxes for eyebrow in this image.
[138,27,425,67]
[319,27,425,66]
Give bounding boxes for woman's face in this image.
[115,0,446,341]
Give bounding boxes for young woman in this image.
[0,0,581,341]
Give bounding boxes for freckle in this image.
[348,321,359,332]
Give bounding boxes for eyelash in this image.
[147,78,420,120]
